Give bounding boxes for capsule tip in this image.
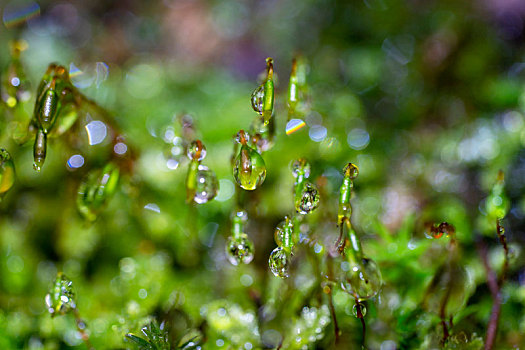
[33,159,44,172]
[344,163,359,180]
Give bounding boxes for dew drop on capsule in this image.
[269,247,291,278]
[352,302,367,318]
[296,182,320,214]
[187,140,206,161]
[274,217,294,247]
[193,165,219,204]
[0,149,15,200]
[251,84,264,115]
[341,256,382,300]
[45,272,76,316]
[226,234,254,266]
[291,158,311,178]
[233,131,266,190]
[232,209,248,223]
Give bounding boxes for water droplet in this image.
[352,302,367,318]
[45,272,76,316]
[226,234,254,265]
[251,58,274,125]
[343,163,359,180]
[231,209,248,223]
[233,144,266,190]
[274,217,294,247]
[193,165,219,204]
[77,163,120,221]
[187,140,206,161]
[291,158,311,178]
[269,247,291,278]
[251,84,264,115]
[341,256,382,300]
[0,149,15,200]
[295,183,320,214]
[425,264,468,315]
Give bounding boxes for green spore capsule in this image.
[338,163,358,225]
[226,234,255,266]
[0,149,15,200]
[33,129,47,172]
[193,165,219,204]
[295,182,320,214]
[35,64,58,100]
[250,58,274,125]
[288,58,299,114]
[45,272,76,316]
[287,57,309,120]
[269,247,292,278]
[274,216,295,247]
[77,163,120,221]
[35,78,60,134]
[233,130,266,190]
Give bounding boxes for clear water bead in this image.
[269,247,291,278]
[250,84,264,115]
[296,183,320,214]
[340,256,382,300]
[45,272,76,316]
[274,217,294,247]
[194,165,219,204]
[231,209,249,223]
[291,158,311,178]
[226,234,254,266]
[235,130,250,145]
[233,145,266,190]
[187,140,206,161]
[352,302,367,318]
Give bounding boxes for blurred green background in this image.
[0,0,525,349]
